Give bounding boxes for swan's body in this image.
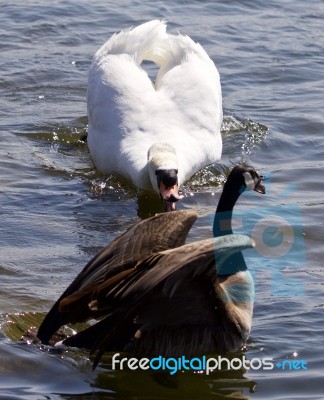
[37,165,265,368]
[87,20,222,210]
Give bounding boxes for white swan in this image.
[87,20,223,210]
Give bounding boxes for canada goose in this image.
[37,165,265,367]
[87,20,222,211]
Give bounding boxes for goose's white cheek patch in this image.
[243,172,255,190]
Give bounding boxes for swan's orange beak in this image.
[159,182,182,211]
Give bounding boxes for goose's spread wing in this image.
[63,235,254,366]
[37,210,198,344]
[90,234,254,309]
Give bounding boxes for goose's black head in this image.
[227,165,265,195]
[214,164,265,240]
[155,169,181,212]
[216,165,265,218]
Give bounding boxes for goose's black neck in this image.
[213,174,247,276]
[213,178,244,237]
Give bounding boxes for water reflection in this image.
[95,355,256,399]
[1,312,257,399]
[0,338,96,399]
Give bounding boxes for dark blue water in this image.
[1,1,323,398]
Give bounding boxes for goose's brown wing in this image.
[37,210,198,344]
[67,235,254,366]
[90,234,254,312]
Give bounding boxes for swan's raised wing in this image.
[37,210,198,344]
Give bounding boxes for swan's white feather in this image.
[87,20,222,191]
